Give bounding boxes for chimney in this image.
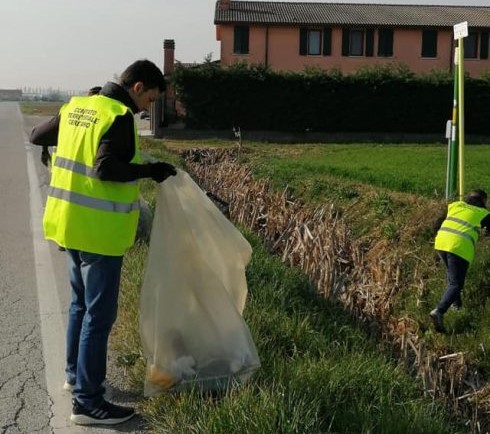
[163,39,175,75]
[219,0,230,10]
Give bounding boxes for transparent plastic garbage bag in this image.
[139,169,260,396]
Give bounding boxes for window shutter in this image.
[464,33,478,59]
[322,27,332,56]
[366,29,374,57]
[243,26,249,54]
[300,28,307,55]
[422,30,437,58]
[342,28,349,56]
[480,31,489,59]
[387,29,394,56]
[233,26,249,54]
[378,28,393,57]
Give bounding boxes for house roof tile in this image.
[214,2,490,28]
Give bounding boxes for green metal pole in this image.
[458,38,465,200]
[447,47,459,200]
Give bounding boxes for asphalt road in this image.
[0,102,147,434]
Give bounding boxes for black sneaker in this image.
[430,309,446,333]
[71,399,135,425]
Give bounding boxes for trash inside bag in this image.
[136,196,153,243]
[140,169,260,396]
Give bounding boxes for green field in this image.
[245,143,490,199]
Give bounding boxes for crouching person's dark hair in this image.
[465,189,488,208]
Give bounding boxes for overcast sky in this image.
[0,0,488,91]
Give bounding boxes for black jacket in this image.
[30,82,153,182]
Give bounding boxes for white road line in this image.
[25,141,81,433]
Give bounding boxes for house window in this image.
[378,29,393,57]
[299,28,331,56]
[350,30,364,56]
[308,30,321,55]
[464,33,478,59]
[421,30,437,58]
[233,25,249,54]
[342,29,374,57]
[461,31,490,59]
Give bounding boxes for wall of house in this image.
[396,29,448,73]
[217,24,490,77]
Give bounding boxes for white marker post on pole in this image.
[454,21,467,200]
[453,21,468,40]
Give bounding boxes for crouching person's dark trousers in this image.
[436,250,469,314]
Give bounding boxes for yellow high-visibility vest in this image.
[434,201,489,263]
[43,95,141,256]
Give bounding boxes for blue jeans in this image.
[436,250,469,314]
[65,249,123,409]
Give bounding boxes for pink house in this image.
[214,1,490,77]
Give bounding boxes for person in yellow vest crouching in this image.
[30,59,176,425]
[430,189,490,333]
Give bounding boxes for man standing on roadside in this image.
[30,59,176,425]
[430,189,490,333]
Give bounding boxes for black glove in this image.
[149,162,177,183]
[41,147,51,167]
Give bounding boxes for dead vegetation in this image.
[182,147,490,433]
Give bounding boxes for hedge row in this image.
[171,63,490,134]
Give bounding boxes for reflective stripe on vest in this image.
[48,186,140,213]
[54,155,137,185]
[43,95,141,256]
[445,216,480,233]
[434,201,489,264]
[437,227,475,247]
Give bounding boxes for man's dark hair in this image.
[465,189,487,208]
[119,59,165,92]
[88,86,102,96]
